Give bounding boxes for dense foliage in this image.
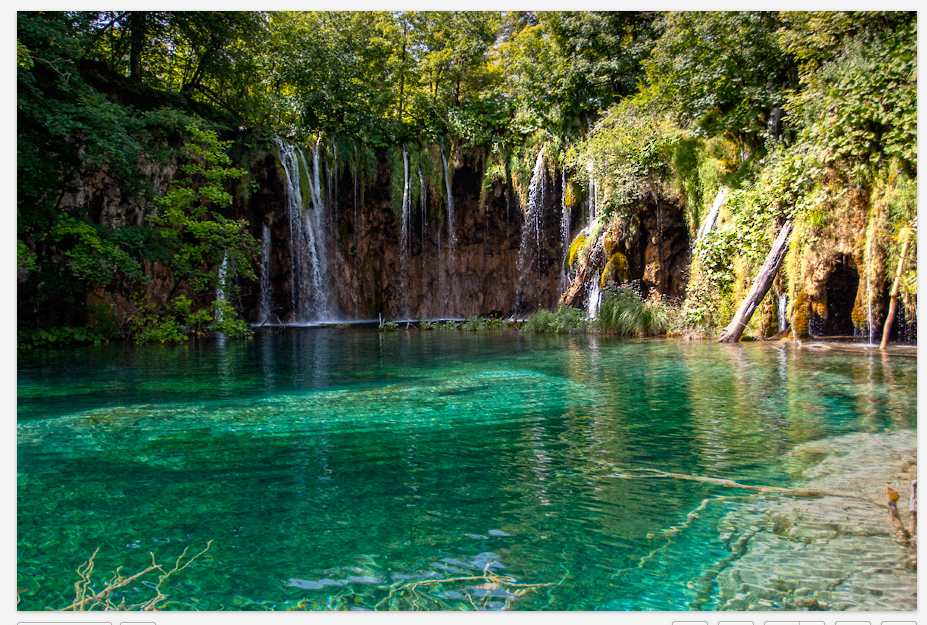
[17,10,917,343]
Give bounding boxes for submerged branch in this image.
[372,569,558,611]
[60,541,212,611]
[609,468,869,502]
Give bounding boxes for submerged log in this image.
[880,227,911,349]
[718,219,794,343]
[611,468,834,499]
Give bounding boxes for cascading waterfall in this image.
[586,279,602,319]
[400,147,411,317]
[865,217,876,343]
[258,223,272,324]
[527,149,546,248]
[418,165,427,243]
[441,143,458,316]
[695,187,729,244]
[216,255,229,322]
[560,171,571,292]
[307,135,325,215]
[328,136,338,243]
[274,135,338,323]
[515,149,547,313]
[586,160,597,228]
[352,141,359,245]
[441,144,456,248]
[777,294,788,332]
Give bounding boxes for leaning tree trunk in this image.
[879,227,911,349]
[718,219,794,343]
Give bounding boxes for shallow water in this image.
[17,330,916,610]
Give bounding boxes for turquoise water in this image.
[17,330,916,610]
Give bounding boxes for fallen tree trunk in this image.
[718,219,794,343]
[879,226,911,349]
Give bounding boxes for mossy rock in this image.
[792,292,812,338]
[562,178,583,206]
[600,252,630,287]
[566,234,587,269]
[603,228,621,255]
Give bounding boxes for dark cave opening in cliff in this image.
[812,255,860,337]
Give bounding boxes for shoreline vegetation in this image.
[17,12,917,348]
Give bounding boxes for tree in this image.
[783,11,916,181]
[137,122,258,342]
[542,11,658,122]
[644,12,795,150]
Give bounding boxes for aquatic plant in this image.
[520,306,587,334]
[596,285,671,337]
[460,316,508,332]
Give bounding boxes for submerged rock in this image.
[713,430,916,610]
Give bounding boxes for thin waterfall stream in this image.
[273,136,339,324]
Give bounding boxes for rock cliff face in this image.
[17,135,695,328]
[235,144,570,323]
[560,191,691,311]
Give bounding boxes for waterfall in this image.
[777,293,788,332]
[216,255,229,322]
[586,279,601,319]
[307,136,324,214]
[515,148,546,312]
[865,217,876,343]
[352,141,359,245]
[560,171,571,292]
[441,144,456,248]
[441,143,457,316]
[418,164,426,243]
[274,135,338,323]
[258,223,272,324]
[586,160,597,227]
[527,149,546,248]
[695,187,729,244]
[400,147,411,317]
[328,136,338,244]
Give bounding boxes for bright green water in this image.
[17,330,916,611]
